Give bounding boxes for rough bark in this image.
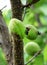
[10,0,23,20]
[12,34,24,65]
[10,0,24,65]
[0,10,12,65]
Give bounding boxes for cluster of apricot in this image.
[9,18,44,56]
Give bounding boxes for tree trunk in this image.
[10,0,23,20]
[10,0,24,65]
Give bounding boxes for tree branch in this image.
[0,10,12,65]
[1,5,7,11]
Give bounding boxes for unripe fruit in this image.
[24,42,40,56]
[8,18,25,39]
[25,24,39,40]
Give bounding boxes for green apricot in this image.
[24,42,41,56]
[25,24,38,40]
[8,18,25,39]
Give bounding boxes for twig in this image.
[23,0,40,8]
[24,50,42,65]
[1,5,7,11]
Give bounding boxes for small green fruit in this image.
[8,18,25,39]
[25,25,39,40]
[24,42,40,56]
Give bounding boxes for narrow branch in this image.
[23,0,40,8]
[25,50,42,65]
[1,5,7,11]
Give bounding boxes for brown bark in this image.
[12,34,24,65]
[10,0,23,20]
[10,0,24,65]
[0,10,12,65]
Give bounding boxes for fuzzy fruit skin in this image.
[9,18,25,39]
[24,42,40,56]
[28,28,38,40]
[25,25,38,40]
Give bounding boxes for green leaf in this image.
[24,53,34,65]
[43,45,47,63]
[2,9,12,26]
[23,37,31,45]
[0,48,7,65]
[40,15,47,25]
[33,54,44,65]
